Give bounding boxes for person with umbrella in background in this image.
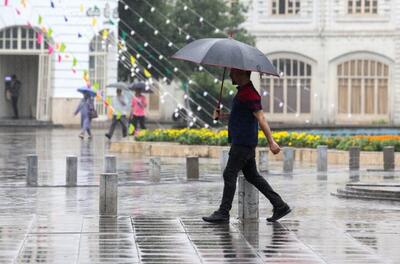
[74,87,97,139]
[129,82,148,135]
[105,88,130,140]
[172,37,291,223]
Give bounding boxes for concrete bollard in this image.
[383,146,395,171]
[283,147,294,173]
[149,157,161,179]
[258,150,269,172]
[349,147,360,170]
[66,156,78,187]
[238,174,259,221]
[99,173,118,215]
[27,155,38,186]
[104,155,117,173]
[219,149,229,173]
[317,145,328,172]
[186,156,199,180]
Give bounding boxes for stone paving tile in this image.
[78,233,139,263]
[15,234,80,263]
[82,216,133,233]
[29,215,83,234]
[132,217,186,234]
[282,219,387,264]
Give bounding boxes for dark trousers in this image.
[131,115,146,130]
[11,96,18,118]
[108,115,127,138]
[219,144,285,215]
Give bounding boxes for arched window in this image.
[0,26,50,50]
[337,59,388,115]
[89,30,113,116]
[260,58,312,115]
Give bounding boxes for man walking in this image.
[5,75,21,119]
[203,68,291,223]
[105,88,129,140]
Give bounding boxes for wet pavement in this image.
[0,128,399,263]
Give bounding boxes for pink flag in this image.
[4,0,8,6]
[48,45,54,55]
[15,8,21,15]
[58,54,62,63]
[37,32,43,45]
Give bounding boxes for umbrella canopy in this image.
[77,86,96,97]
[106,82,129,90]
[128,82,154,93]
[171,38,279,76]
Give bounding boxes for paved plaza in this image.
[0,128,399,263]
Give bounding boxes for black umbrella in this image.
[128,82,154,93]
[171,38,279,115]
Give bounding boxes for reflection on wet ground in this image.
[0,128,399,263]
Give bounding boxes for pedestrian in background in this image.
[130,88,147,135]
[105,88,129,140]
[74,93,95,139]
[5,75,21,119]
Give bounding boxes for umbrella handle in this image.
[215,67,226,121]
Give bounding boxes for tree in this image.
[119,0,254,126]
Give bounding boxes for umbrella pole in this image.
[215,67,226,120]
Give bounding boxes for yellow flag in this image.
[91,18,97,27]
[80,4,84,13]
[144,69,152,78]
[102,29,109,40]
[130,55,136,65]
[116,111,122,120]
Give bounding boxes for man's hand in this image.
[269,139,281,155]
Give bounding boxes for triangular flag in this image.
[58,54,62,63]
[121,31,127,41]
[38,15,42,25]
[64,16,68,22]
[78,33,82,38]
[80,4,84,13]
[144,69,152,78]
[59,43,66,52]
[47,28,53,38]
[48,45,54,55]
[83,70,89,82]
[15,8,21,15]
[72,57,77,67]
[21,0,26,8]
[36,32,43,45]
[4,0,8,6]
[91,18,97,27]
[102,29,109,40]
[72,68,76,74]
[93,82,100,91]
[130,55,136,65]
[50,1,54,8]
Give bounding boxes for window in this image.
[348,0,378,14]
[272,0,300,15]
[89,30,113,116]
[337,59,388,115]
[260,58,312,114]
[0,26,49,50]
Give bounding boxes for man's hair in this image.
[11,74,17,79]
[246,71,251,77]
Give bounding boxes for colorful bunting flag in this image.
[78,33,82,38]
[47,28,53,38]
[4,0,8,6]
[50,1,54,8]
[64,16,68,22]
[83,70,89,83]
[72,57,77,67]
[102,29,109,40]
[59,42,66,52]
[91,18,97,27]
[38,15,42,25]
[58,54,62,63]
[144,69,152,78]
[92,82,100,91]
[130,55,136,65]
[15,8,21,15]
[36,32,43,45]
[48,45,54,55]
[80,4,84,13]
[21,0,27,7]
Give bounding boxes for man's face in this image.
[117,89,122,95]
[229,68,239,85]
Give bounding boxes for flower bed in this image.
[135,129,400,151]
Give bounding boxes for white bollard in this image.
[66,156,78,187]
[27,155,38,186]
[317,145,328,172]
[99,173,118,215]
[238,174,259,221]
[258,149,269,172]
[220,149,229,173]
[186,156,199,180]
[104,155,117,174]
[283,147,294,173]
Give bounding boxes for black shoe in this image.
[202,211,229,223]
[105,133,111,140]
[267,204,291,222]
